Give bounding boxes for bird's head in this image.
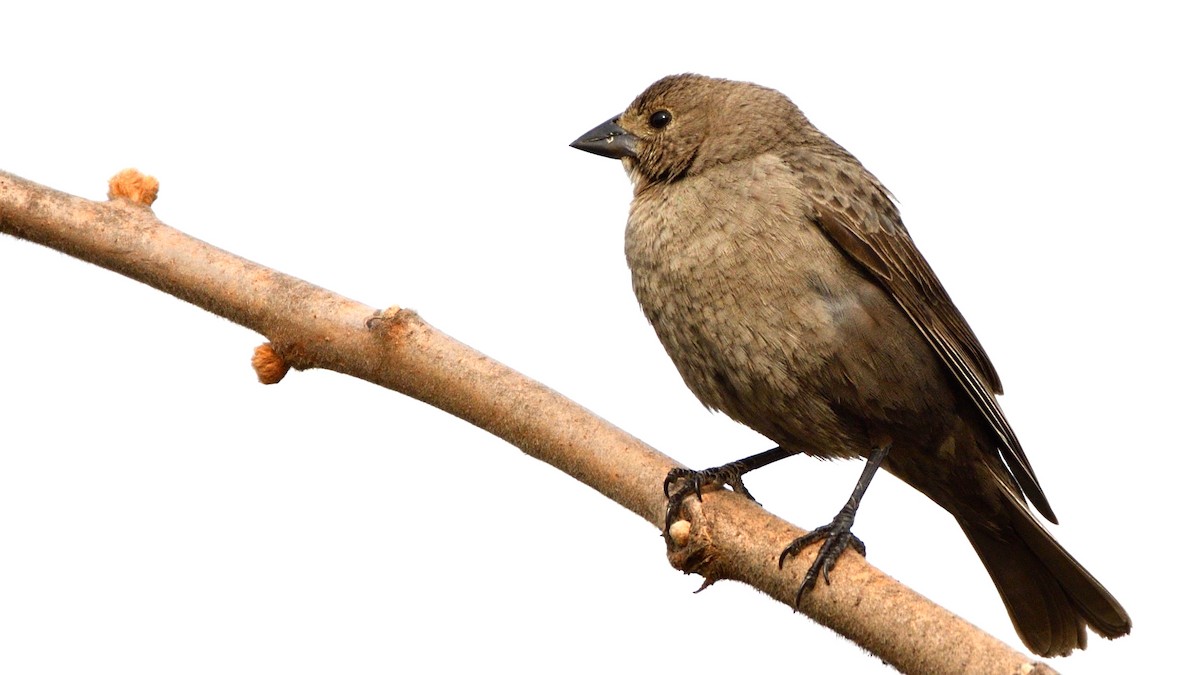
[571,74,811,188]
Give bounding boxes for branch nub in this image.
[107,168,159,206]
[252,343,290,384]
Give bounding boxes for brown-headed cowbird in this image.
[570,74,1130,657]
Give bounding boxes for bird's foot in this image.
[663,461,756,528]
[778,503,865,607]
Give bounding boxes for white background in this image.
[2,2,1194,672]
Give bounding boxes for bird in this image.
[569,73,1130,657]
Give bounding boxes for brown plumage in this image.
[571,74,1130,657]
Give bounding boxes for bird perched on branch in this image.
[570,73,1130,657]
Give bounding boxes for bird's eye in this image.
[649,110,672,129]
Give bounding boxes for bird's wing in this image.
[811,182,1057,523]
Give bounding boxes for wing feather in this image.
[811,183,1057,523]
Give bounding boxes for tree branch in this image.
[0,168,1055,675]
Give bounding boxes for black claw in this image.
[661,447,797,531]
[663,468,686,497]
[663,490,685,528]
[776,444,888,606]
[778,507,866,606]
[663,462,757,530]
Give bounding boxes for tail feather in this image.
[959,492,1131,657]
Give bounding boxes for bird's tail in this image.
[957,478,1131,657]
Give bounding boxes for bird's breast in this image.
[624,155,952,456]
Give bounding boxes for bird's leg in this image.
[779,443,890,606]
[664,446,796,526]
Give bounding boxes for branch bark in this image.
[0,168,1055,675]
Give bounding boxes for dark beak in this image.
[570,117,638,159]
